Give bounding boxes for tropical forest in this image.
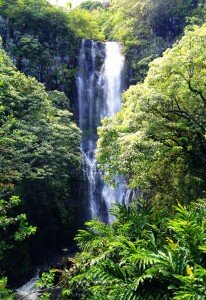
[1,0,206,299]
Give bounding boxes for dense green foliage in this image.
[68,8,104,40]
[51,21,206,300]
[0,0,107,287]
[0,277,14,299]
[94,0,206,82]
[0,0,107,290]
[0,196,36,298]
[1,0,206,298]
[0,196,36,261]
[79,0,103,11]
[0,44,81,282]
[0,0,103,98]
[58,200,206,299]
[97,24,206,211]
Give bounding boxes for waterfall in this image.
[77,40,126,223]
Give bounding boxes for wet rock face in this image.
[0,16,9,42]
[83,39,106,71]
[77,39,106,140]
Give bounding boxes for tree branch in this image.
[188,79,206,107]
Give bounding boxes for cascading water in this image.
[16,40,126,299]
[16,273,39,299]
[77,40,126,223]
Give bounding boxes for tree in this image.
[0,0,104,97]
[97,24,206,209]
[0,44,81,282]
[0,196,36,262]
[68,8,104,40]
[100,0,203,82]
[79,0,103,10]
[0,195,36,297]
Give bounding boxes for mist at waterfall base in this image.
[77,40,127,223]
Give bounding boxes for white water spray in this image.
[16,273,39,300]
[77,40,126,222]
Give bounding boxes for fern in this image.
[61,200,206,299]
